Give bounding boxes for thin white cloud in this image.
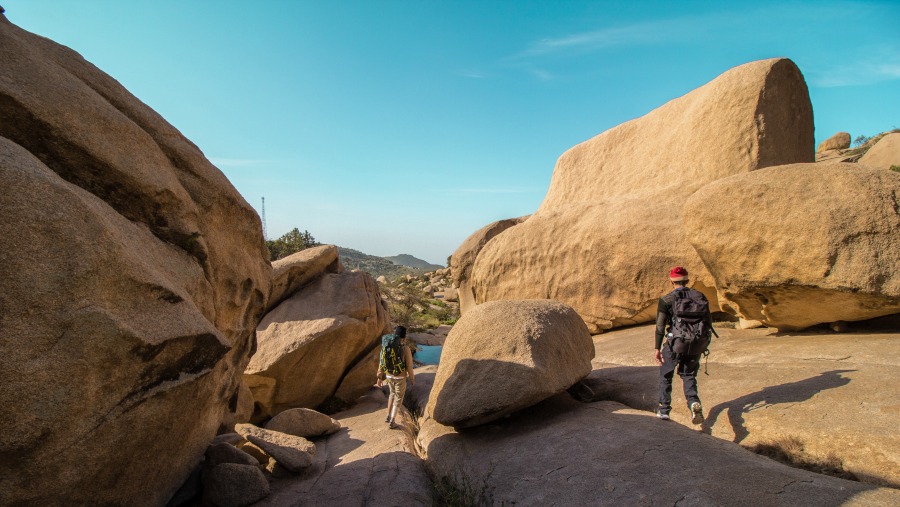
[809,51,900,87]
[459,70,488,79]
[517,22,672,59]
[209,157,278,168]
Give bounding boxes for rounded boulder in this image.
[425,300,594,429]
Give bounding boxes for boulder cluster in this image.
[4,9,900,505]
[245,245,391,419]
[451,58,900,333]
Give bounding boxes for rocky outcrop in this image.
[267,245,342,314]
[683,163,900,330]
[0,15,270,507]
[587,321,900,488]
[859,132,900,170]
[256,390,432,506]
[426,300,594,428]
[818,131,852,152]
[450,216,529,313]
[467,58,814,333]
[418,395,900,506]
[247,271,390,417]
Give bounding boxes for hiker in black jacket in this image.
[654,266,711,425]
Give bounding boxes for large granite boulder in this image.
[587,321,900,488]
[0,15,270,507]
[426,300,594,428]
[859,132,900,170]
[246,271,390,417]
[467,58,814,333]
[683,163,900,330]
[817,131,852,152]
[417,395,900,506]
[449,216,528,314]
[256,390,432,506]
[333,344,380,405]
[267,244,342,314]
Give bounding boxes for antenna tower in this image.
[261,197,267,240]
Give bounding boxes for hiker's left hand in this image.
[654,349,663,365]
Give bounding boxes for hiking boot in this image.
[690,402,704,425]
[657,406,670,420]
[389,421,398,429]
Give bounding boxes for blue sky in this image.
[6,1,899,265]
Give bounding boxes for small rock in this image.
[202,463,270,507]
[264,408,341,438]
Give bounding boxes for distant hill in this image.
[383,254,444,271]
[337,247,431,280]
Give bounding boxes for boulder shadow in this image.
[702,369,855,443]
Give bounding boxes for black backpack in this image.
[380,334,406,376]
[668,289,713,356]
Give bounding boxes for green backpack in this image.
[380,334,406,376]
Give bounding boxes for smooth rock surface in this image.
[235,424,315,473]
[449,216,528,314]
[587,322,900,488]
[468,58,814,333]
[256,390,432,506]
[859,132,900,170]
[418,395,900,506]
[333,344,381,405]
[0,15,270,507]
[683,163,900,329]
[426,300,594,428]
[264,408,341,438]
[247,271,390,416]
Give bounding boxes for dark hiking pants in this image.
[658,344,701,413]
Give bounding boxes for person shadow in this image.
[702,369,855,442]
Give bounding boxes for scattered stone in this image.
[236,424,315,473]
[426,300,594,428]
[264,408,341,438]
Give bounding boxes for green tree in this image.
[266,228,320,260]
[852,134,870,147]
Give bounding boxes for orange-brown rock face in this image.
[468,58,814,333]
[683,163,900,330]
[0,15,270,507]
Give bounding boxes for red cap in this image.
[669,266,689,281]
